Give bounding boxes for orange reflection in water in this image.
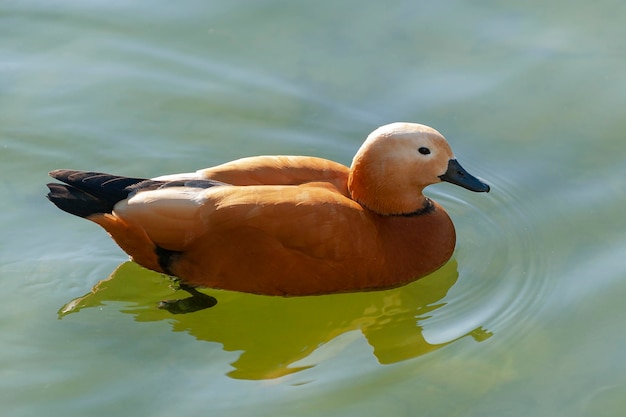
[60,260,490,380]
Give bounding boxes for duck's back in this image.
[194,155,349,192]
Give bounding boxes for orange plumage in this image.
[47,123,489,297]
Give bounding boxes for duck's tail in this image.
[46,170,151,218]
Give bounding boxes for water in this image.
[2,0,626,416]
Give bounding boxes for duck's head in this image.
[348,122,490,215]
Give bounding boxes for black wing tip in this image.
[46,182,114,218]
[46,169,149,213]
[46,169,141,218]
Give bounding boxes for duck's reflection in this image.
[59,260,491,380]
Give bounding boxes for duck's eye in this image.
[418,147,431,155]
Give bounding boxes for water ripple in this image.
[422,169,549,346]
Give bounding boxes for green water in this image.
[2,1,626,416]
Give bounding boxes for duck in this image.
[46,122,490,297]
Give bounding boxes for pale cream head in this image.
[348,122,456,215]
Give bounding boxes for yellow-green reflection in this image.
[59,260,491,380]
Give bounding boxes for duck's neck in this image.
[396,198,435,217]
[358,193,431,216]
[348,172,429,215]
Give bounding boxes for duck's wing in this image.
[154,156,350,194]
[115,182,369,254]
[111,182,382,292]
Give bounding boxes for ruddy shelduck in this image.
[47,122,490,298]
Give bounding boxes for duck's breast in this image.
[374,201,456,287]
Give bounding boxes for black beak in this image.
[439,159,490,193]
